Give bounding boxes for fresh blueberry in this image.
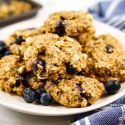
[0,40,6,46]
[66,63,76,75]
[55,20,66,36]
[35,88,46,101]
[105,80,121,95]
[16,36,25,45]
[23,88,36,103]
[40,93,52,106]
[105,44,114,53]
[0,40,9,58]
[32,59,46,71]
[0,41,6,52]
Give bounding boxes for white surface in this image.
[0,106,74,125]
[0,0,124,125]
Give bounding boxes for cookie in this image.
[84,34,125,82]
[24,33,87,81]
[42,11,95,38]
[26,73,44,90]
[0,0,32,19]
[44,76,105,107]
[0,55,26,95]
[5,28,43,56]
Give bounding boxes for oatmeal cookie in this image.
[0,55,44,95]
[0,55,26,95]
[5,28,43,56]
[0,0,32,19]
[84,34,125,82]
[42,11,95,39]
[24,33,87,81]
[44,76,105,107]
[26,73,44,90]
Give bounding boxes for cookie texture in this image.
[24,33,87,80]
[0,55,25,95]
[5,28,44,56]
[84,34,125,82]
[0,11,124,108]
[42,11,95,39]
[45,76,105,107]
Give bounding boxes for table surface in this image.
[0,0,100,125]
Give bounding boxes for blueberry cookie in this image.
[24,33,87,81]
[84,34,125,82]
[0,55,26,95]
[5,28,44,56]
[44,76,105,107]
[0,55,44,95]
[26,73,44,90]
[42,11,95,40]
[0,0,32,19]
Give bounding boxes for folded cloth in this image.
[88,0,125,32]
[71,1,125,125]
[71,96,125,125]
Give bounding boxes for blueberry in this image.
[23,88,36,103]
[105,44,114,53]
[16,36,25,45]
[35,88,46,101]
[0,40,9,58]
[105,80,121,95]
[4,50,12,55]
[66,64,76,75]
[0,41,6,53]
[0,40,6,46]
[40,93,51,106]
[55,20,66,36]
[32,59,46,71]
[60,16,65,20]
[76,84,83,92]
[16,77,27,87]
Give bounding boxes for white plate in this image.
[0,20,125,116]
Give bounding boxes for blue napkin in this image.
[88,0,125,32]
[71,96,125,125]
[71,1,125,125]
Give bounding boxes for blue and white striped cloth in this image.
[88,0,125,32]
[71,96,125,125]
[71,0,125,125]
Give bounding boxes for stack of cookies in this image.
[0,11,124,107]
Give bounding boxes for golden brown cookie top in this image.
[45,76,105,107]
[42,11,94,36]
[24,33,87,80]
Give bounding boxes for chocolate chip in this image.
[55,20,66,36]
[105,44,114,53]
